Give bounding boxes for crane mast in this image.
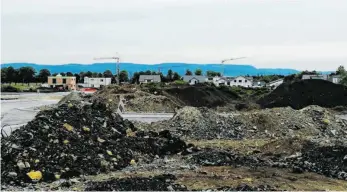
[94,56,120,85]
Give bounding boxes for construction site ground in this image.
[1,82,347,191]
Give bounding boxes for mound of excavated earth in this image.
[258,79,347,109]
[143,106,347,140]
[1,101,189,184]
[90,85,179,112]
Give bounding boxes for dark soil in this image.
[163,85,240,108]
[1,102,189,184]
[85,174,187,191]
[258,79,347,109]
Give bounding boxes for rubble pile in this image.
[238,105,347,139]
[151,107,245,139]
[213,184,277,191]
[188,149,263,167]
[85,174,187,191]
[1,102,189,184]
[148,105,347,140]
[284,140,347,180]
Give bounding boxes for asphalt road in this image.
[1,92,68,136]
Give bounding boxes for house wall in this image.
[332,77,340,84]
[229,77,252,87]
[189,79,199,85]
[84,77,111,88]
[48,77,76,90]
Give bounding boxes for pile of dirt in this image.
[85,174,187,191]
[1,101,189,184]
[258,79,347,109]
[145,105,347,140]
[124,91,179,113]
[163,85,240,108]
[90,85,178,113]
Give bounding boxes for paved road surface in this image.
[1,92,68,136]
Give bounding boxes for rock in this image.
[8,172,17,177]
[292,166,304,174]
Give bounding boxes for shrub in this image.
[1,85,20,92]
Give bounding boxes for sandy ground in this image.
[1,92,69,135]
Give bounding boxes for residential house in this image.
[139,75,161,84]
[329,75,342,84]
[266,79,284,89]
[47,74,76,90]
[182,75,206,85]
[252,81,266,88]
[226,76,253,87]
[302,74,329,80]
[213,76,227,86]
[80,77,112,88]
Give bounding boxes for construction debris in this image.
[1,101,189,184]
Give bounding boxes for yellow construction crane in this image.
[221,57,247,76]
[94,55,120,84]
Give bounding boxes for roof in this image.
[302,74,328,80]
[227,76,253,81]
[48,76,75,79]
[139,75,161,82]
[182,75,206,82]
[267,78,284,84]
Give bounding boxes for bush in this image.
[1,85,20,92]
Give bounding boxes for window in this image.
[63,79,66,84]
[245,80,247,82]
[208,78,213,80]
[53,79,56,84]
[100,79,104,82]
[227,82,230,85]
[239,80,242,83]
[234,80,236,82]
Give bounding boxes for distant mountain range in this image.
[1,62,301,76]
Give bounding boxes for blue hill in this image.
[1,63,299,76]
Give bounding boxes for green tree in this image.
[185,69,192,76]
[38,69,51,83]
[60,72,66,76]
[85,71,93,77]
[173,72,181,81]
[6,66,18,83]
[119,70,129,82]
[194,68,202,76]
[66,72,73,76]
[167,69,173,81]
[337,65,346,75]
[18,67,36,84]
[103,70,113,78]
[92,72,98,77]
[131,72,139,84]
[74,73,81,83]
[97,73,103,77]
[1,67,8,83]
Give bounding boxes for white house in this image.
[266,79,284,89]
[82,77,112,88]
[226,76,253,87]
[330,75,342,84]
[182,76,206,85]
[302,74,329,80]
[252,81,266,88]
[139,75,161,84]
[213,76,227,86]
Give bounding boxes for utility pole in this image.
[94,55,120,84]
[221,57,247,76]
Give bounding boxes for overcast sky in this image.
[1,0,347,70]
